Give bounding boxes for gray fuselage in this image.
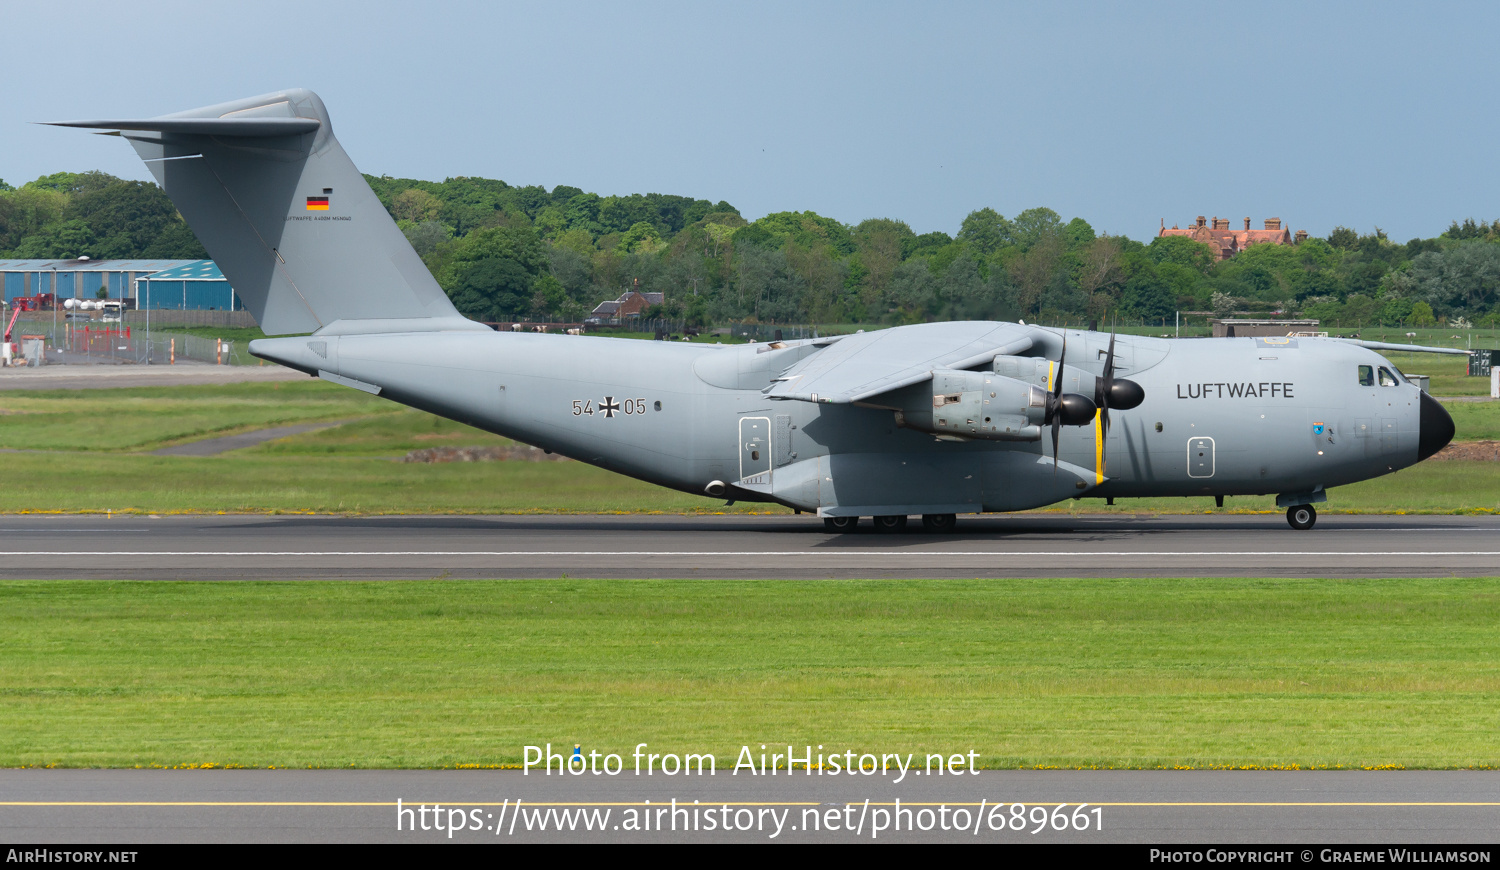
[252,323,1448,516]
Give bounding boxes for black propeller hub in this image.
[1056,393,1097,426]
[1106,378,1145,411]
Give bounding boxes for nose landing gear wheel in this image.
[1286,504,1317,530]
[872,515,908,532]
[921,513,957,533]
[823,516,859,533]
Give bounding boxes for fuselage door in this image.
[774,414,794,467]
[740,416,771,485]
[1381,418,1399,452]
[1351,417,1373,456]
[1187,436,1215,478]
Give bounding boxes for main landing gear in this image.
[822,514,957,533]
[1286,504,1317,530]
[921,513,957,533]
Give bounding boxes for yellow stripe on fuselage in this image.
[1094,408,1104,484]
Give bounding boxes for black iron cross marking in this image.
[601,396,621,418]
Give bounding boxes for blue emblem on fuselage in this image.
[1313,422,1325,435]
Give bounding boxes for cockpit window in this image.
[1378,366,1398,387]
[1358,365,1374,386]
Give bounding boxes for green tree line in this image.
[6,169,1500,327]
[0,172,206,261]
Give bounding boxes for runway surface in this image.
[2,769,1497,843]
[0,513,1497,579]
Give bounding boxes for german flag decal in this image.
[306,195,330,211]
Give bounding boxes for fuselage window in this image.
[1378,366,1398,387]
[1358,365,1374,386]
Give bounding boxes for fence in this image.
[13,321,251,366]
[622,320,820,341]
[712,322,820,341]
[124,310,258,329]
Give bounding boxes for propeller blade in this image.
[1098,330,1117,434]
[1052,413,1061,474]
[1052,334,1066,403]
[1094,330,1116,476]
[1051,335,1066,472]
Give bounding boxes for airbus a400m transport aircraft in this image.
[52,89,1460,531]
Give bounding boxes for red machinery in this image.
[2,304,20,363]
[10,294,55,312]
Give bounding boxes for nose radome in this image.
[1417,392,1455,461]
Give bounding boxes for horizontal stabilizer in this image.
[43,118,320,137]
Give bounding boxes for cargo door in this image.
[739,416,771,485]
[1187,436,1215,478]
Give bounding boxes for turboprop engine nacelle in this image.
[895,369,1047,441]
[991,353,1145,411]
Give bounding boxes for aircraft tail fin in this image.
[49,89,486,336]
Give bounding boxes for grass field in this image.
[0,380,1495,514]
[0,381,395,452]
[143,325,271,346]
[1381,350,1491,397]
[2,578,1497,769]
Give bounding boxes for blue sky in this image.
[8,1,1497,242]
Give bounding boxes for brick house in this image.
[589,280,664,323]
[1159,216,1308,260]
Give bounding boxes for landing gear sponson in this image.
[823,514,957,533]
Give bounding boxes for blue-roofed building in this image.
[0,259,239,310]
[137,260,241,311]
[0,259,193,305]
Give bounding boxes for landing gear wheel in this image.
[921,513,957,533]
[1286,504,1317,530]
[823,516,859,533]
[873,515,908,533]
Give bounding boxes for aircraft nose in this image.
[1417,392,1455,461]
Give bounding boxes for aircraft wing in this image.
[1328,338,1469,355]
[765,321,1034,403]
